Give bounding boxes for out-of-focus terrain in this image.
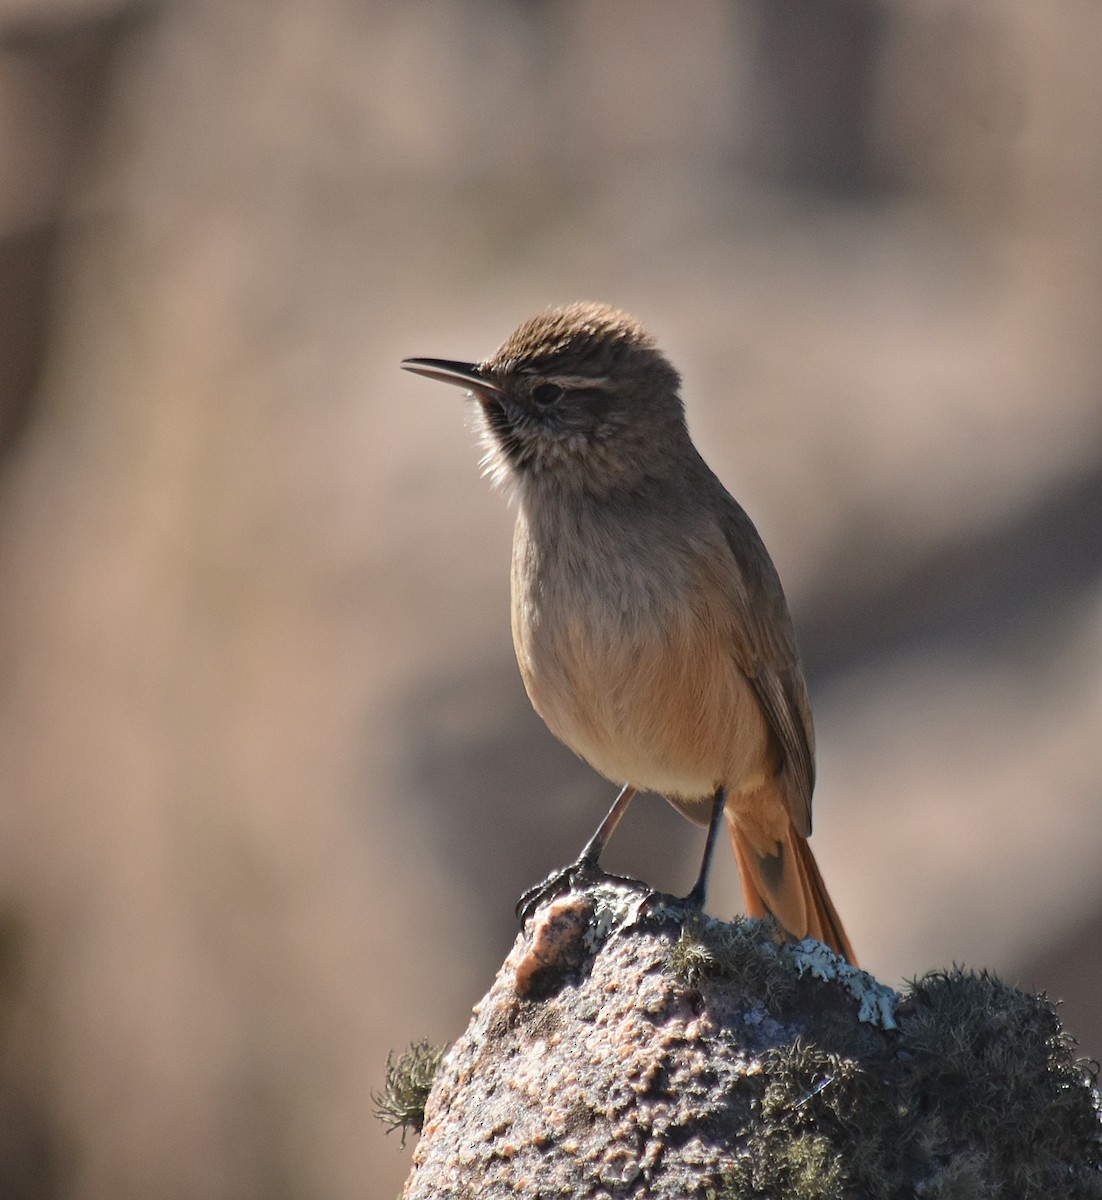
[0,2,1099,1196]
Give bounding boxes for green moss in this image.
[705,967,1102,1199]
[665,913,796,1009]
[721,1039,892,1198]
[898,967,1102,1198]
[722,1131,846,1199]
[372,1039,449,1143]
[758,1040,863,1127]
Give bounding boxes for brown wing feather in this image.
[713,489,816,837]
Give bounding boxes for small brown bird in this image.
[402,302,856,964]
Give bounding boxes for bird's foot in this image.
[515,858,647,925]
[681,879,708,911]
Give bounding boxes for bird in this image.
[401,301,856,964]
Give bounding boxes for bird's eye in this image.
[531,382,563,407]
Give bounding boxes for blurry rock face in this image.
[0,2,1099,1198]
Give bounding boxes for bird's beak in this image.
[401,357,506,403]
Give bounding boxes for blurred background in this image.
[0,0,1100,1195]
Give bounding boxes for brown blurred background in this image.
[0,0,1100,1196]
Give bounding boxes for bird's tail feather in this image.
[728,816,857,966]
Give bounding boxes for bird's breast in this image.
[509,498,770,806]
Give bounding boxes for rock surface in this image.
[404,883,1101,1199]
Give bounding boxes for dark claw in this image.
[515,859,648,924]
[515,860,591,924]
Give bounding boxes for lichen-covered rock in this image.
[400,882,1102,1199]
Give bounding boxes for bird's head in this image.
[402,302,688,494]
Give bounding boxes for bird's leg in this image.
[573,782,637,871]
[684,786,726,909]
[516,784,641,922]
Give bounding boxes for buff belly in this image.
[511,575,773,825]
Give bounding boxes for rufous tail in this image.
[728,817,857,966]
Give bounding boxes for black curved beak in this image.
[401,357,506,403]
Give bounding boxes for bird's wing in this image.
[713,489,816,836]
